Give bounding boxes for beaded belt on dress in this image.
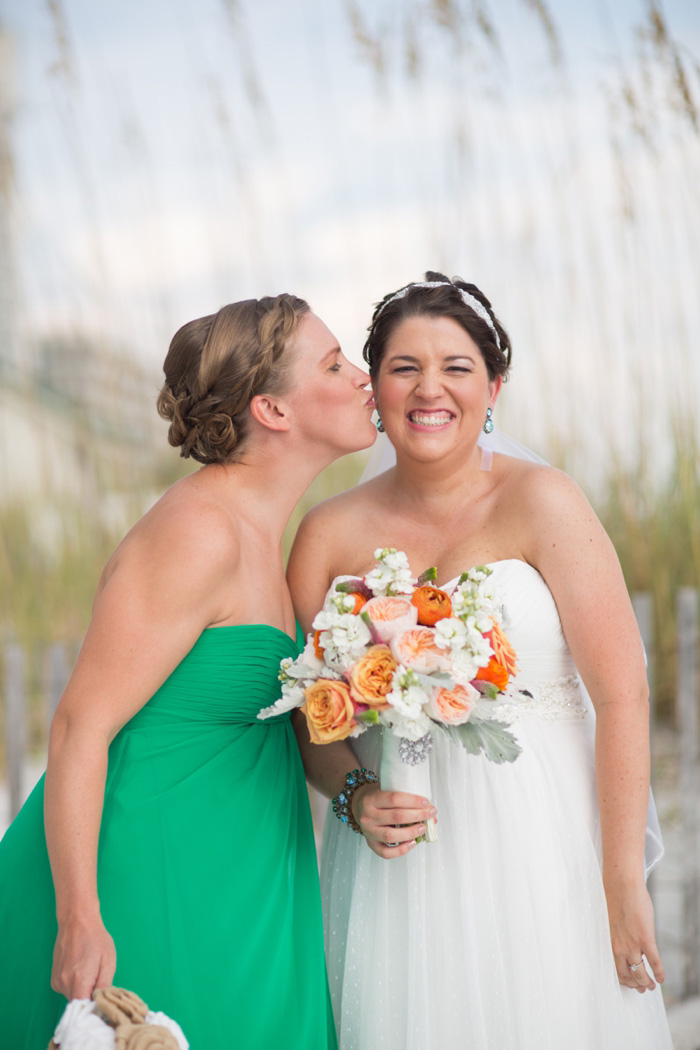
[482,674,587,723]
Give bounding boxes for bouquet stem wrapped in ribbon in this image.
[259,549,522,843]
[379,729,438,842]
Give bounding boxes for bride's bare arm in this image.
[45,507,237,999]
[521,467,663,993]
[287,505,435,858]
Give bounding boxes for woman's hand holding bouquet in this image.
[260,549,521,844]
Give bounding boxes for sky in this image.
[1,0,699,488]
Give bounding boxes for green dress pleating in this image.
[0,624,337,1050]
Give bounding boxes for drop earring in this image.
[375,413,385,433]
[483,407,494,434]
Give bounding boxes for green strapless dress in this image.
[0,625,337,1050]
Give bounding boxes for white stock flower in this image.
[365,548,414,596]
[329,592,357,614]
[433,617,469,651]
[145,1012,189,1050]
[381,708,431,741]
[54,1001,115,1050]
[385,666,431,719]
[448,649,480,685]
[313,612,371,670]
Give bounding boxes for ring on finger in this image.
[628,959,644,972]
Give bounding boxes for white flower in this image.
[462,625,494,667]
[433,617,469,651]
[385,666,431,719]
[54,1000,115,1050]
[145,1012,189,1050]
[381,708,432,741]
[365,548,414,596]
[448,649,480,685]
[313,612,371,671]
[325,591,356,614]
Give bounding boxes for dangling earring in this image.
[483,407,494,434]
[375,413,385,433]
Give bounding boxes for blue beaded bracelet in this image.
[332,768,379,834]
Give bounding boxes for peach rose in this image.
[427,682,478,725]
[348,644,397,708]
[362,595,418,643]
[302,679,355,743]
[410,585,452,626]
[390,627,450,674]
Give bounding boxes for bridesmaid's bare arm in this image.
[46,502,238,1000]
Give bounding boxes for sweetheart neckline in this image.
[438,558,541,590]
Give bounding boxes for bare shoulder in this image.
[293,477,376,551]
[499,458,616,581]
[97,476,240,603]
[505,459,594,518]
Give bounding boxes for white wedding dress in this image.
[320,559,673,1050]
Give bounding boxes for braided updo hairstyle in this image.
[363,271,512,382]
[157,294,309,464]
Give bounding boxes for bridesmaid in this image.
[0,294,376,1049]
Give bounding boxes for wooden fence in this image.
[2,590,700,999]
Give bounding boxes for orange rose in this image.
[427,682,478,725]
[312,629,324,660]
[474,656,509,691]
[349,644,397,708]
[410,585,452,626]
[488,621,517,677]
[302,679,356,744]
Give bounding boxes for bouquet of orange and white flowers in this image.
[259,548,521,840]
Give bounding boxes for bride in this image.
[287,273,674,1049]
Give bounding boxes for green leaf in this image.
[336,579,373,600]
[415,670,455,691]
[356,708,379,724]
[478,682,499,700]
[360,610,382,644]
[450,718,522,764]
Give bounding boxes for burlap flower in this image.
[115,1023,180,1050]
[92,987,149,1026]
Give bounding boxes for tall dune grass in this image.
[1,425,696,770]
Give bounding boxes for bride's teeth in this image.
[410,413,452,426]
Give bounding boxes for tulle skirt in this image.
[320,718,673,1050]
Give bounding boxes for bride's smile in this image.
[373,313,500,462]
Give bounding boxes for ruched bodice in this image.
[125,624,301,727]
[0,622,337,1050]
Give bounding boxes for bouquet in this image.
[259,548,521,841]
[48,986,188,1050]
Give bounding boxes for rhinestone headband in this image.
[376,281,502,351]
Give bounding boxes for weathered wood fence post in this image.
[677,587,700,999]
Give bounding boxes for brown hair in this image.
[157,294,309,464]
[363,271,512,381]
